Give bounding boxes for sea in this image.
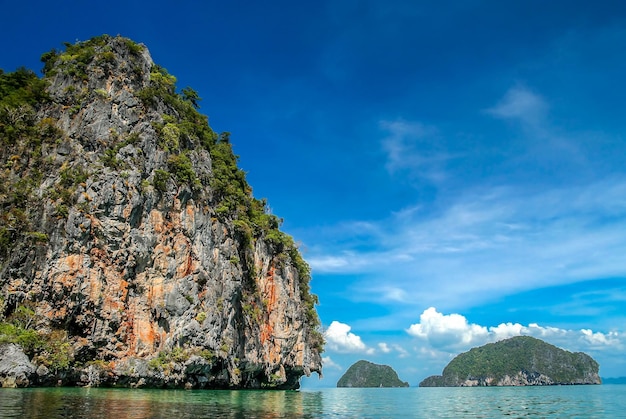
[0,385,624,418]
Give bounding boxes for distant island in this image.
[337,360,409,388]
[419,336,600,387]
[602,377,626,384]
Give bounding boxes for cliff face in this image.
[337,360,409,388]
[419,336,600,387]
[0,35,323,389]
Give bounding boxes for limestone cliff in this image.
[0,35,323,389]
[419,336,600,387]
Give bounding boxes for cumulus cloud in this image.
[581,329,621,347]
[407,307,488,350]
[325,321,374,354]
[489,322,526,340]
[408,307,624,354]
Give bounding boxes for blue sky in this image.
[2,0,626,386]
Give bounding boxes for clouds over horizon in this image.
[323,321,409,358]
[407,307,624,355]
[323,309,624,375]
[311,85,626,380]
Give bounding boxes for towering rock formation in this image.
[0,35,323,388]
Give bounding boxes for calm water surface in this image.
[0,385,624,418]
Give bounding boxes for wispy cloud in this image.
[322,356,343,370]
[485,85,588,170]
[392,344,410,358]
[309,86,626,298]
[306,83,626,379]
[485,85,548,129]
[318,309,624,382]
[380,119,451,182]
[377,342,410,358]
[309,176,626,310]
[307,255,352,272]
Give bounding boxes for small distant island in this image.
[602,377,626,385]
[419,336,601,387]
[337,360,409,388]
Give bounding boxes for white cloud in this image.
[325,321,374,354]
[322,356,342,370]
[489,322,526,341]
[407,307,488,350]
[378,342,391,353]
[408,307,625,354]
[581,329,621,347]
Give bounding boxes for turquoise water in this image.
[0,385,624,418]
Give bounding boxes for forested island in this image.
[337,360,409,387]
[419,336,600,387]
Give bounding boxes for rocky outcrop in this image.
[337,360,409,387]
[419,336,600,387]
[0,35,323,388]
[0,343,36,387]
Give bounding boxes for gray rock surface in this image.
[0,344,36,387]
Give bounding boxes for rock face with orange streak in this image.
[0,36,322,389]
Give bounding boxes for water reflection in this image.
[0,388,325,419]
[0,386,623,418]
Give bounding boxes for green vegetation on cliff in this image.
[337,360,409,388]
[419,336,600,387]
[0,68,55,257]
